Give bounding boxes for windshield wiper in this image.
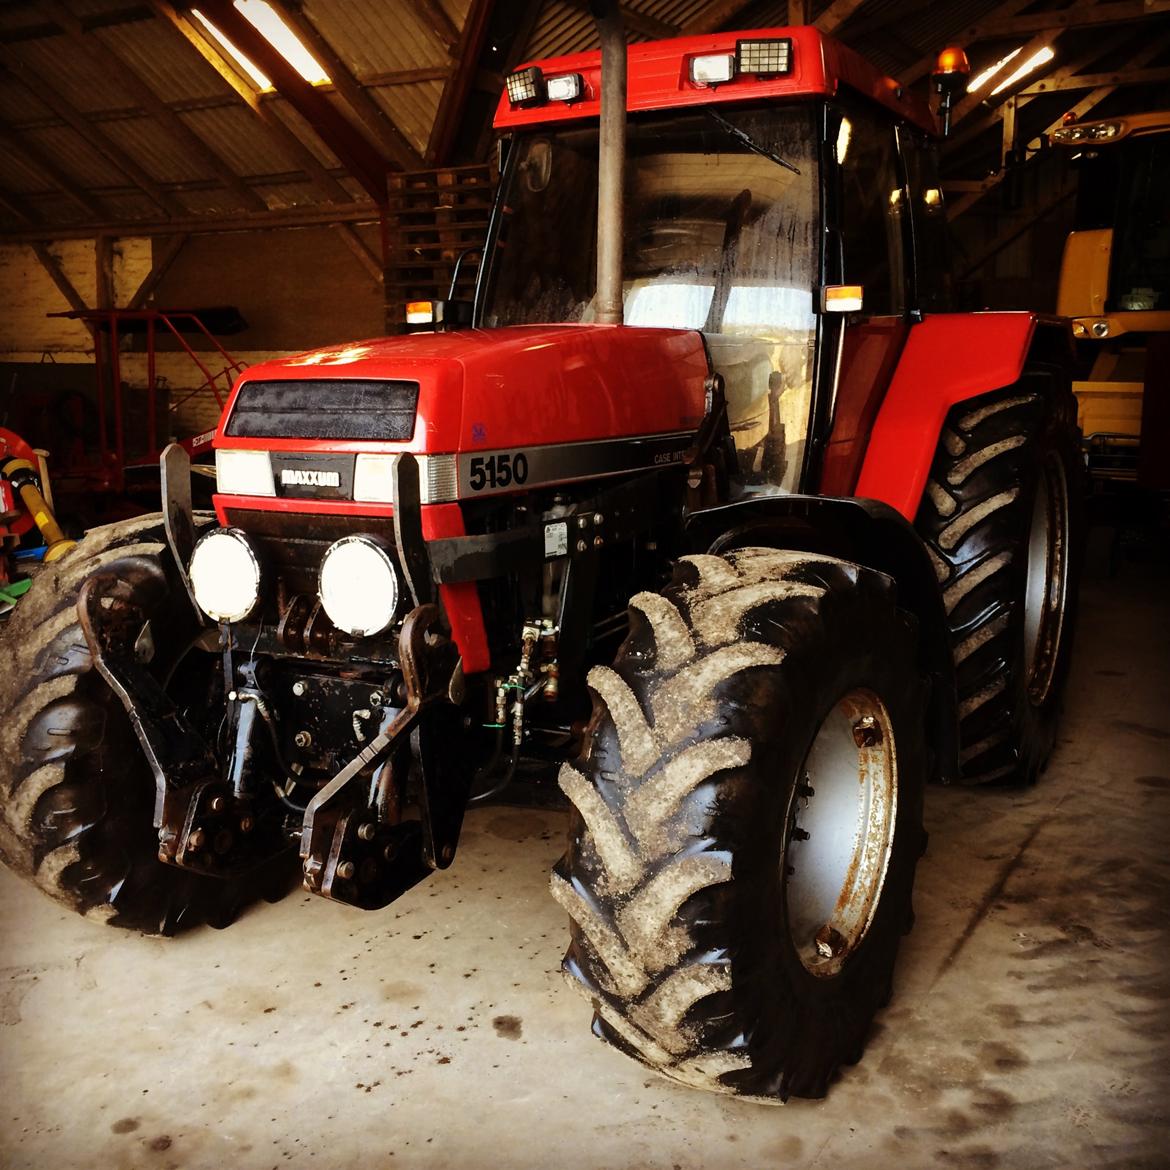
[706,109,801,175]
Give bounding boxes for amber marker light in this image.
[934,46,970,76]
[822,285,864,313]
[406,300,435,325]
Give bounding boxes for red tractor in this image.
[0,14,1079,1101]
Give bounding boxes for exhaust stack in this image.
[592,1,626,326]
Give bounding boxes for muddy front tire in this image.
[552,549,927,1100]
[0,515,293,934]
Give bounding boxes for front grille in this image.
[225,379,419,441]
[224,507,396,597]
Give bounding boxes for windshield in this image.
[480,105,821,493]
[1110,134,1170,311]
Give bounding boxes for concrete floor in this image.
[1,553,1167,1170]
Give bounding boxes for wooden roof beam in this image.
[814,0,869,36]
[949,30,1054,127]
[946,36,1168,221]
[0,4,153,45]
[334,224,383,290]
[427,0,496,166]
[31,242,91,317]
[681,0,758,36]
[1021,63,1170,94]
[126,231,189,308]
[149,0,351,203]
[0,117,107,217]
[414,0,461,53]
[44,0,268,213]
[263,1,423,170]
[196,0,392,201]
[0,53,185,216]
[0,200,380,243]
[900,0,1035,85]
[0,189,41,226]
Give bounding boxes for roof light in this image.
[737,38,792,76]
[506,66,545,107]
[191,9,272,89]
[1052,119,1123,144]
[933,46,970,77]
[690,53,735,85]
[235,0,330,85]
[989,45,1054,95]
[545,72,582,102]
[822,285,863,313]
[968,47,1022,93]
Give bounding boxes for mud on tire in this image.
[0,514,293,934]
[552,549,928,1100]
[915,378,1081,784]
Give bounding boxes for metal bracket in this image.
[299,604,471,910]
[160,441,202,620]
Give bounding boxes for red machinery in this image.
[0,18,1081,1104]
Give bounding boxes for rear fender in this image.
[685,495,960,784]
[855,313,1073,520]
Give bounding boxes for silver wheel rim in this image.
[1023,455,1069,707]
[784,689,898,978]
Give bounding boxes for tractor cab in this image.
[482,28,951,498]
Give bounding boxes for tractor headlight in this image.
[188,528,262,624]
[215,448,275,496]
[319,535,400,638]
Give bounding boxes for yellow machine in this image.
[1054,111,1170,484]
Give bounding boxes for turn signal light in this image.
[406,300,434,325]
[822,285,864,313]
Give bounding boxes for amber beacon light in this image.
[931,45,970,137]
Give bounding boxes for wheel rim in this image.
[1023,454,1069,706]
[784,689,897,978]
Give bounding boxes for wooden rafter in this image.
[264,1,423,170]
[560,0,678,40]
[0,189,40,226]
[966,0,1168,40]
[196,0,392,201]
[0,53,185,216]
[814,0,869,36]
[946,35,1168,221]
[428,0,496,166]
[149,0,351,203]
[414,0,461,53]
[788,1,810,25]
[0,201,380,244]
[0,118,106,217]
[1021,64,1170,94]
[949,30,1054,127]
[0,5,153,45]
[45,0,268,213]
[361,66,454,87]
[334,224,384,289]
[900,0,1036,84]
[126,232,189,309]
[31,243,91,317]
[681,0,758,35]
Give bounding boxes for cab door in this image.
[818,101,913,496]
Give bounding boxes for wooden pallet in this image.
[384,164,496,330]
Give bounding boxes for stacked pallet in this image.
[383,164,496,332]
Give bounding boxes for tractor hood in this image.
[215,324,710,457]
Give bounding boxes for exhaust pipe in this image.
[592,0,626,326]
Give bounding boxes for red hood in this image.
[215,324,710,454]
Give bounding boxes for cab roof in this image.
[493,26,937,137]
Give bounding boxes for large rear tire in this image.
[916,379,1081,783]
[552,549,927,1100]
[0,515,294,934]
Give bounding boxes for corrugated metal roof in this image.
[303,0,453,78]
[16,124,129,189]
[372,81,445,156]
[94,18,235,104]
[180,104,311,180]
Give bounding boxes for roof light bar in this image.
[506,66,545,108]
[1052,119,1123,143]
[690,53,735,85]
[737,38,793,76]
